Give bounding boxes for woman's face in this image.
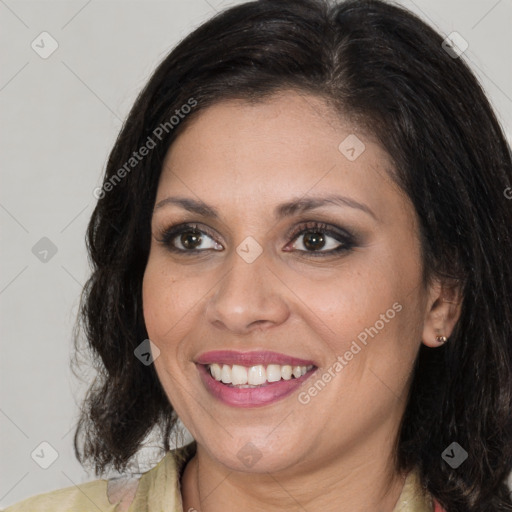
[142,90,439,474]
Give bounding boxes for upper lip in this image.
[195,350,317,367]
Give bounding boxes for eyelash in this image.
[156,221,356,257]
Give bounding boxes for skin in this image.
[142,90,461,512]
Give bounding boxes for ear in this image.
[422,278,462,348]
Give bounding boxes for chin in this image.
[202,432,308,474]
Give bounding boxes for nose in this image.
[205,249,290,334]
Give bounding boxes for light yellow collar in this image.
[391,466,434,512]
[123,442,433,512]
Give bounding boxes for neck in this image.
[181,437,407,512]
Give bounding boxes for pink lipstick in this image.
[196,350,317,407]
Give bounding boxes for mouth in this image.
[195,351,318,407]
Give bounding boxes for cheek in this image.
[284,249,423,370]
[142,260,168,341]
[142,262,180,347]
[285,263,401,338]
[142,256,210,347]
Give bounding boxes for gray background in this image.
[1,0,511,507]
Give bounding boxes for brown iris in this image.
[302,231,326,251]
[180,230,202,250]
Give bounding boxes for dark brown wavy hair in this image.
[72,0,512,510]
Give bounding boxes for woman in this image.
[4,0,512,510]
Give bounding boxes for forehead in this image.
[163,90,365,168]
[156,91,403,222]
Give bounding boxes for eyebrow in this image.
[154,194,376,220]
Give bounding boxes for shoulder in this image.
[1,478,114,512]
[1,475,143,512]
[1,442,196,512]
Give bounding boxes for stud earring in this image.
[435,335,448,344]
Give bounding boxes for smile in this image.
[195,350,318,407]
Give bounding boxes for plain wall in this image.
[1,0,511,507]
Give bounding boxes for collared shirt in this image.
[2,442,445,511]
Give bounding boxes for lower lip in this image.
[197,364,317,408]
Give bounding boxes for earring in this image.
[435,335,448,344]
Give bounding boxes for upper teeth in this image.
[207,363,314,386]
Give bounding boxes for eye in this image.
[286,221,355,256]
[156,223,223,253]
[156,221,356,257]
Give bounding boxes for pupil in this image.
[181,231,202,249]
[304,232,325,250]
